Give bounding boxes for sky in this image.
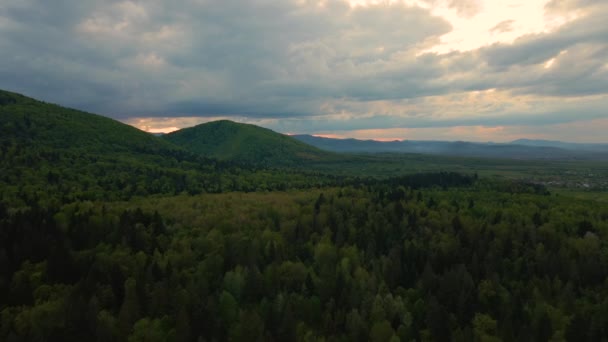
[0,0,607,142]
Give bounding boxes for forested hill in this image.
[0,90,344,204]
[0,89,178,154]
[163,120,333,166]
[0,89,477,204]
[0,89,211,203]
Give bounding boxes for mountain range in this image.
[510,139,608,152]
[2,88,607,170]
[292,135,608,160]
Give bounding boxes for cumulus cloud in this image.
[0,0,606,141]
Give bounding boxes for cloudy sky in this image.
[1,0,607,142]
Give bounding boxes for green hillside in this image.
[0,90,348,204]
[0,89,225,203]
[163,120,332,166]
[0,90,182,154]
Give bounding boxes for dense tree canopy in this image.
[2,180,608,341]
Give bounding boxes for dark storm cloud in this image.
[269,99,608,134]
[0,0,452,118]
[0,0,606,132]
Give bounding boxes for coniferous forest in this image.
[1,90,608,341]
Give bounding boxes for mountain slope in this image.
[0,89,179,154]
[164,120,332,165]
[0,90,346,204]
[0,89,232,203]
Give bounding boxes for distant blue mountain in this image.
[293,135,608,160]
[510,139,608,152]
